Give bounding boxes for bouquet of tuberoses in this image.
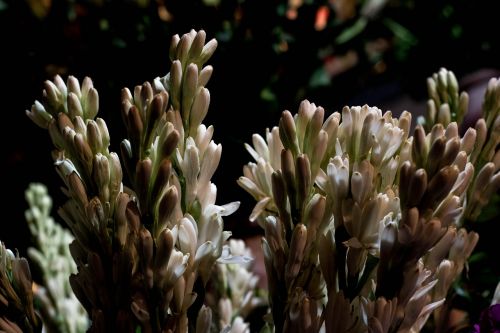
[1,29,499,332]
[238,67,499,332]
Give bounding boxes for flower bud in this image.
[199,65,213,87]
[285,224,307,284]
[279,110,299,156]
[189,87,210,135]
[198,38,218,66]
[196,305,212,333]
[182,63,198,121]
[27,100,52,129]
[296,154,311,207]
[169,34,180,61]
[170,60,182,111]
[87,120,102,154]
[175,31,194,66]
[67,91,83,119]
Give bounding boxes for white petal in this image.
[195,241,214,263]
[220,202,240,216]
[249,197,272,222]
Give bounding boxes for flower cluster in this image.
[24,30,255,332]
[419,67,500,223]
[240,67,499,331]
[25,183,88,333]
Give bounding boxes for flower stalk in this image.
[26,30,243,333]
[239,67,498,332]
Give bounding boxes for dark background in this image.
[0,1,499,321]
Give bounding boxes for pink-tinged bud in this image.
[296,154,311,207]
[67,76,81,98]
[53,74,67,96]
[279,110,299,156]
[176,31,194,65]
[95,118,110,150]
[427,136,445,176]
[286,224,307,284]
[157,186,178,233]
[161,129,180,159]
[304,194,325,243]
[182,64,198,121]
[115,193,130,245]
[188,30,206,62]
[422,165,459,210]
[154,229,174,284]
[198,65,213,87]
[44,80,62,110]
[57,112,74,132]
[196,305,212,333]
[412,125,427,168]
[73,133,93,170]
[127,105,144,150]
[169,34,180,62]
[398,207,419,245]
[140,82,153,114]
[198,38,218,65]
[87,120,102,154]
[303,106,324,155]
[471,118,487,163]
[151,159,172,201]
[189,87,210,135]
[80,77,93,100]
[407,168,427,207]
[26,100,52,129]
[441,136,460,168]
[170,60,182,111]
[67,92,83,119]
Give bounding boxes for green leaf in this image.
[260,87,277,103]
[468,251,487,264]
[382,18,417,46]
[335,18,368,45]
[309,67,330,88]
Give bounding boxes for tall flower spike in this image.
[28,74,133,332]
[241,102,413,331]
[462,77,500,222]
[24,183,88,333]
[118,29,239,332]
